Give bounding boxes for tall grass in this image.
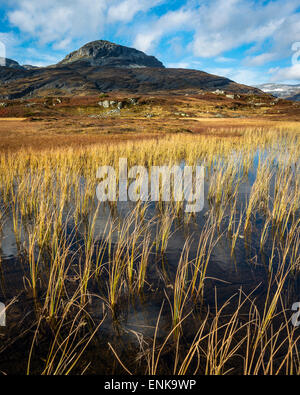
[0,125,299,374]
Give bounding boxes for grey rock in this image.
[0,57,24,69]
[107,109,121,115]
[88,114,101,118]
[213,89,225,95]
[58,40,165,69]
[129,98,139,105]
[102,100,110,108]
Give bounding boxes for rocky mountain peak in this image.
[0,57,24,69]
[58,40,165,69]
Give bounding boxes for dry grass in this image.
[0,121,299,375]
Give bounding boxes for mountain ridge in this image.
[256,83,300,101]
[0,40,263,99]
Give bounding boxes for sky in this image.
[1,0,300,86]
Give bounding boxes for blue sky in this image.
[1,0,300,86]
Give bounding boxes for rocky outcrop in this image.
[0,58,24,69]
[58,40,164,69]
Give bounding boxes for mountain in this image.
[287,93,300,101]
[58,40,164,68]
[0,40,263,99]
[256,83,300,101]
[0,57,24,69]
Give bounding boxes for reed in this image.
[0,124,299,375]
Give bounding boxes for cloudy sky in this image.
[1,0,300,85]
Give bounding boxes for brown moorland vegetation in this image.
[0,93,300,151]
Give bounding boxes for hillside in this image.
[0,40,263,99]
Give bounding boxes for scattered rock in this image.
[173,112,189,117]
[107,109,121,115]
[213,89,225,95]
[233,114,244,118]
[129,98,139,105]
[102,100,110,108]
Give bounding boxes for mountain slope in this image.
[0,40,263,99]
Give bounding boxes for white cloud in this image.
[269,64,300,82]
[215,56,236,63]
[190,0,298,58]
[53,38,72,51]
[244,52,277,66]
[167,62,191,69]
[6,0,300,62]
[134,32,159,54]
[20,47,61,66]
[233,69,266,86]
[167,60,202,69]
[131,0,300,64]
[7,0,162,48]
[167,37,185,57]
[133,7,194,53]
[107,0,162,23]
[207,66,265,86]
[8,0,106,45]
